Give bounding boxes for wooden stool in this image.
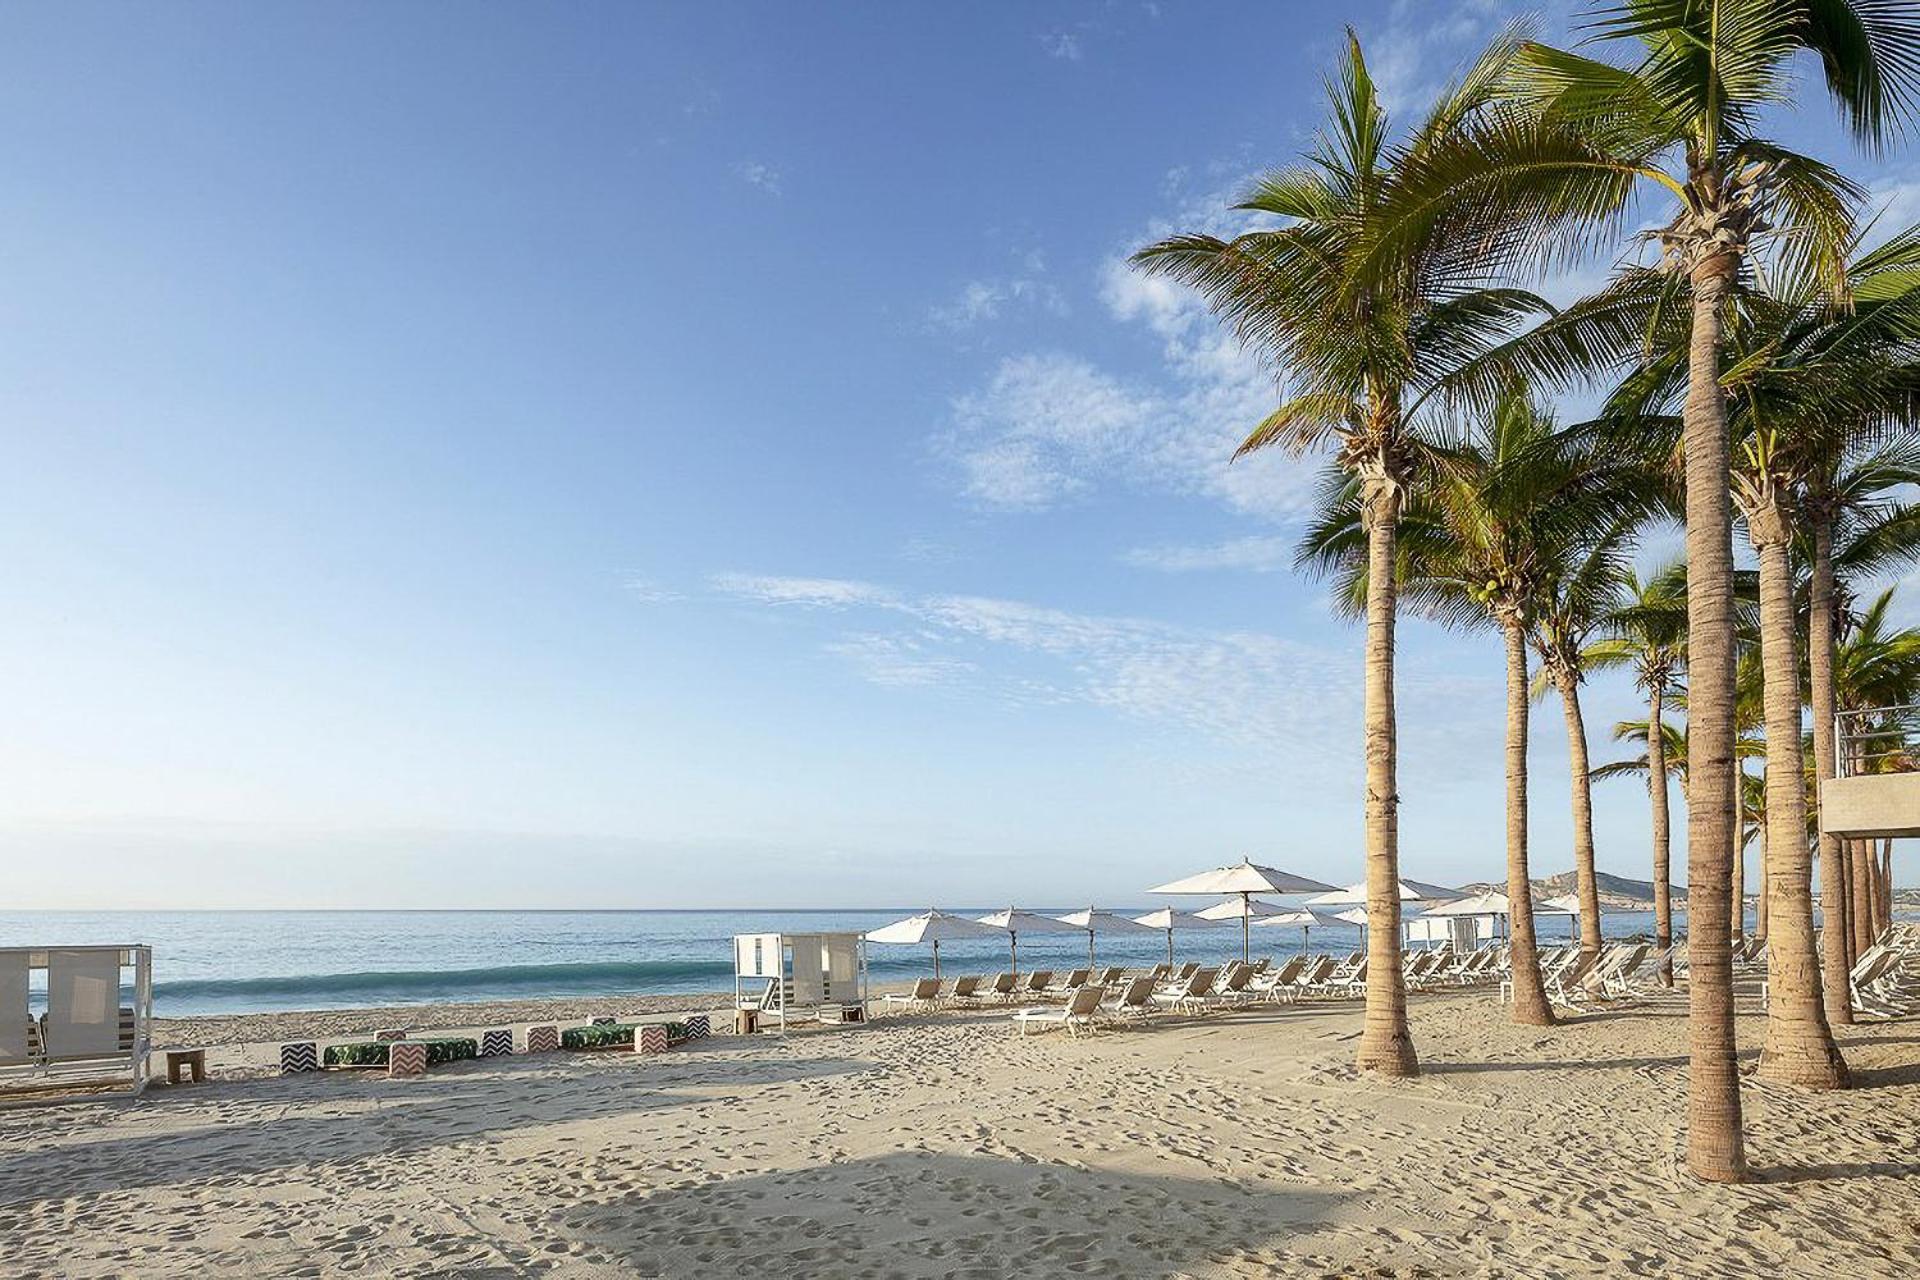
[165,1049,207,1085]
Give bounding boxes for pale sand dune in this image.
[2,993,1916,1277]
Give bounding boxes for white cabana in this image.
[1306,878,1465,907]
[864,909,1006,980]
[1130,907,1226,966]
[1053,908,1158,969]
[1149,859,1338,963]
[976,908,1079,977]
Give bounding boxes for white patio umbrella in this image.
[976,908,1080,977]
[1193,895,1298,963]
[1130,907,1226,966]
[864,909,1007,980]
[1331,903,1434,952]
[1423,891,1513,917]
[1053,908,1159,969]
[1255,906,1360,953]
[1149,859,1339,963]
[1538,893,1587,916]
[1306,878,1466,907]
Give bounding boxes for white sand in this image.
[3,992,1916,1277]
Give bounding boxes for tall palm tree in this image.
[1529,525,1641,962]
[1588,561,1688,980]
[1389,0,1920,1182]
[1300,390,1644,1025]
[1130,35,1562,1077]
[1807,429,1920,1009]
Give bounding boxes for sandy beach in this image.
[4,991,1916,1278]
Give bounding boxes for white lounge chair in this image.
[881,977,942,1015]
[1011,985,1107,1037]
[1101,976,1159,1023]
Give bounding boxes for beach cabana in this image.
[863,910,1004,981]
[1149,859,1338,963]
[0,945,153,1099]
[1130,907,1225,966]
[1053,908,1158,969]
[975,908,1078,977]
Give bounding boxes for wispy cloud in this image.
[622,577,684,603]
[927,276,1069,331]
[709,573,891,608]
[1123,536,1295,573]
[1040,32,1083,61]
[1365,0,1526,117]
[733,159,783,195]
[708,571,1357,760]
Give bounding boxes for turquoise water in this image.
[0,908,1676,1016]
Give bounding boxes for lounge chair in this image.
[1172,962,1200,983]
[1151,967,1218,1015]
[1011,985,1107,1037]
[881,977,943,1015]
[1047,968,1093,997]
[1251,955,1308,1002]
[1101,976,1159,1023]
[1017,970,1055,1001]
[949,975,985,1005]
[1096,966,1128,985]
[1202,962,1257,1009]
[984,972,1019,1002]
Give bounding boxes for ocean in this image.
[0,908,1683,1017]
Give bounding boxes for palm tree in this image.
[1394,0,1920,1182]
[1588,561,1687,980]
[1130,36,1562,1078]
[1301,390,1643,1025]
[1529,524,1641,963]
[1808,430,1920,1007]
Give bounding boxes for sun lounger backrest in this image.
[1064,968,1090,988]
[1119,976,1155,1007]
[1188,967,1218,999]
[1026,970,1053,991]
[991,972,1017,994]
[1177,962,1199,981]
[45,950,124,1060]
[912,977,940,999]
[0,953,28,1065]
[1272,955,1306,985]
[1069,985,1106,1017]
[953,976,981,998]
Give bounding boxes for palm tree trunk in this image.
[1840,836,1859,974]
[1874,838,1891,938]
[1552,668,1606,960]
[1755,827,1768,944]
[1649,681,1674,987]
[1504,619,1554,1024]
[1749,504,1847,1089]
[1731,822,1747,942]
[1681,254,1746,1182]
[1808,513,1853,1023]
[1851,834,1875,961]
[1354,465,1416,1076]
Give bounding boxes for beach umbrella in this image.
[1130,907,1225,966]
[1053,908,1158,969]
[1149,859,1339,964]
[864,909,1006,980]
[1423,891,1513,917]
[1306,878,1466,907]
[976,908,1080,977]
[1254,906,1358,953]
[1193,895,1297,963]
[1538,893,1587,916]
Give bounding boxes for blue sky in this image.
[6,2,1917,908]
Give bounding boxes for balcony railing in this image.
[1836,703,1920,778]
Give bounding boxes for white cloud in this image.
[622,577,683,603]
[1040,32,1083,61]
[708,573,892,609]
[1123,535,1295,573]
[733,160,782,195]
[928,276,1068,331]
[1365,0,1524,118]
[713,571,1361,760]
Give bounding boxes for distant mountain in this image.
[1458,869,1685,910]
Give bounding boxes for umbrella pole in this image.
[933,939,940,981]
[1087,933,1095,969]
[1242,893,1250,963]
[1166,930,1174,967]
[1010,934,1018,980]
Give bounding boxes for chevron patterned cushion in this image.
[279,1042,318,1074]
[375,1028,409,1042]
[480,1029,513,1058]
[525,1024,559,1053]
[388,1042,428,1077]
[637,1024,668,1055]
[684,1014,710,1040]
